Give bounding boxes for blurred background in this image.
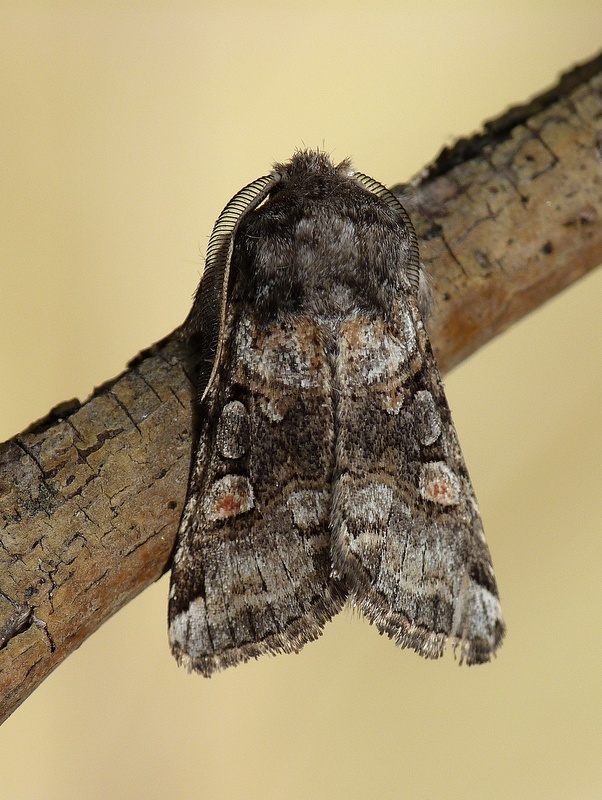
[1,3,601,799]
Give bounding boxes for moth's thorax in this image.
[234,186,413,322]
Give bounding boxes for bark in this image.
[1,52,601,725]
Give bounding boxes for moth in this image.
[169,149,505,675]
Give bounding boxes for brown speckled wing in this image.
[169,305,345,675]
[331,293,505,664]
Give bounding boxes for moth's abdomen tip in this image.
[453,629,506,666]
[453,603,506,666]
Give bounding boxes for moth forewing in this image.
[169,236,346,676]
[330,286,504,665]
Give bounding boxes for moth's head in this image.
[265,149,420,296]
[272,149,354,185]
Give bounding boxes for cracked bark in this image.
[1,52,601,725]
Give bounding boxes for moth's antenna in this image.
[354,172,420,293]
[195,172,280,403]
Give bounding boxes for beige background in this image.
[1,3,601,799]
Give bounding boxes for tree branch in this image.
[1,52,601,725]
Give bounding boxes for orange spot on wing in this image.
[215,493,244,517]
